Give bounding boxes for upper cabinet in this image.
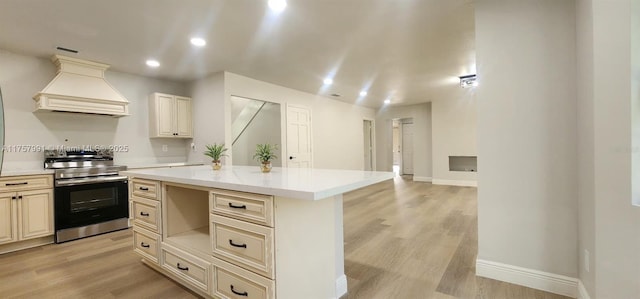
[149,93,193,138]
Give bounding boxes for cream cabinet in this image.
[130,178,162,266]
[0,194,17,243]
[129,178,340,299]
[149,92,193,138]
[0,175,54,246]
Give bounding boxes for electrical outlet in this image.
[584,249,590,272]
[162,145,168,152]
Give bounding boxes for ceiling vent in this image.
[33,55,129,117]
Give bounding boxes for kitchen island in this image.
[121,165,394,299]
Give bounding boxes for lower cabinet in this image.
[212,257,275,299]
[0,193,17,243]
[161,243,211,294]
[129,179,277,299]
[0,188,54,245]
[133,227,160,264]
[19,189,54,240]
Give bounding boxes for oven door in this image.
[54,179,129,230]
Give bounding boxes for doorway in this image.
[392,120,401,175]
[363,119,374,171]
[402,121,414,175]
[391,118,414,176]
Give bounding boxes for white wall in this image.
[590,0,640,297]
[0,50,189,170]
[631,0,640,206]
[186,72,226,164]
[475,0,578,280]
[376,103,432,180]
[224,72,376,171]
[576,0,596,295]
[431,94,477,185]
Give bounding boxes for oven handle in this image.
[55,176,129,187]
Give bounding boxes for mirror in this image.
[231,96,281,167]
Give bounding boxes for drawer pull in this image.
[176,263,189,271]
[140,212,150,217]
[6,182,28,186]
[140,242,150,248]
[228,202,247,209]
[229,239,247,248]
[139,186,149,191]
[230,285,248,297]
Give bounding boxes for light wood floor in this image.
[0,176,570,299]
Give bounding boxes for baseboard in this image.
[476,259,577,298]
[578,280,591,299]
[0,235,54,255]
[336,274,348,298]
[413,176,432,182]
[432,179,477,187]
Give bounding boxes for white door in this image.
[392,126,400,165]
[363,120,373,171]
[286,105,312,168]
[402,123,414,175]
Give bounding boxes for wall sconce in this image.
[459,74,478,88]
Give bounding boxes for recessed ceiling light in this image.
[323,78,333,85]
[268,0,287,12]
[146,59,160,68]
[384,99,391,104]
[190,37,206,47]
[359,91,368,97]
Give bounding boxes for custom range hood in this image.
[33,55,129,117]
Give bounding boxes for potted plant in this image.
[204,143,228,170]
[253,143,278,173]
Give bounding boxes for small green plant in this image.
[253,144,278,164]
[204,143,228,162]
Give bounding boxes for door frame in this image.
[391,119,403,175]
[401,120,414,175]
[363,118,376,171]
[398,121,403,175]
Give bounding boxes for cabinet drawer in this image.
[210,190,274,227]
[212,258,275,299]
[132,197,161,233]
[211,215,274,279]
[133,227,160,264]
[0,175,52,193]
[161,245,210,292]
[131,179,159,200]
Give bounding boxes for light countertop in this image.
[1,169,54,177]
[0,162,204,177]
[121,165,394,200]
[124,162,204,169]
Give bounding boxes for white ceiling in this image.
[0,0,476,108]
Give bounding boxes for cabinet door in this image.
[156,94,176,137]
[19,189,54,240]
[175,96,192,137]
[0,192,17,244]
